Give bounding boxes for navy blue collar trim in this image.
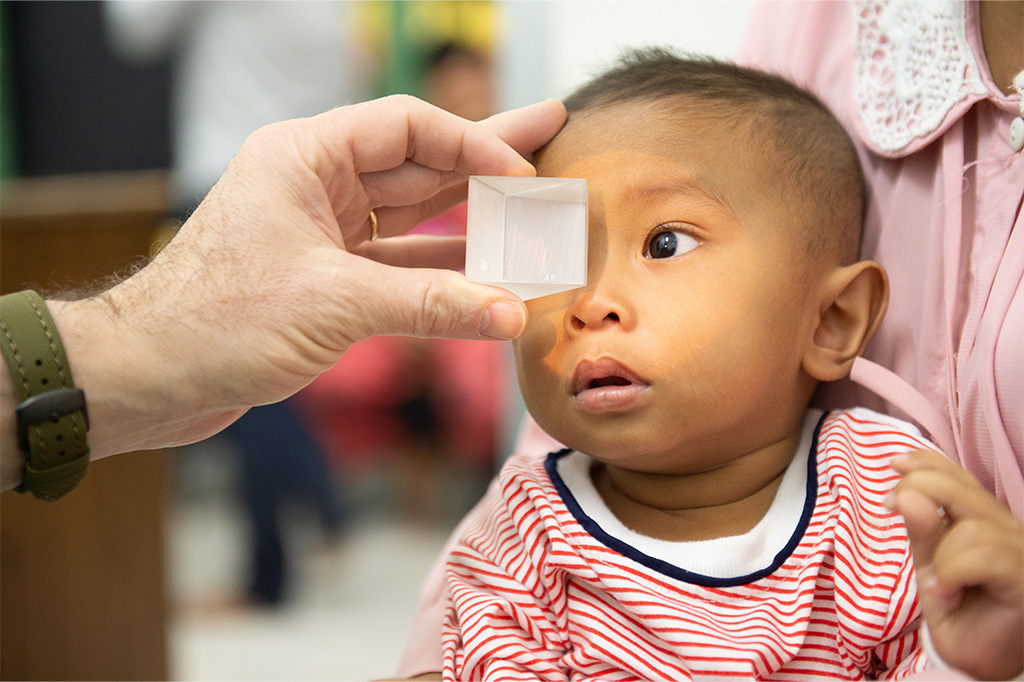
[544,411,826,588]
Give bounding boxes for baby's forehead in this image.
[537,104,784,206]
[538,101,769,172]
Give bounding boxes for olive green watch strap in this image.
[0,291,89,501]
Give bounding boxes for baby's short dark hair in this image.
[563,48,864,264]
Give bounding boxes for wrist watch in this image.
[0,290,90,501]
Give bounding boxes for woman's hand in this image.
[889,449,1024,680]
[33,96,567,463]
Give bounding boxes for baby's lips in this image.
[572,357,649,396]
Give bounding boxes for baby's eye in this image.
[646,230,699,259]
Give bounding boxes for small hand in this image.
[888,449,1023,680]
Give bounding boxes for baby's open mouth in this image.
[572,358,650,412]
[589,376,633,389]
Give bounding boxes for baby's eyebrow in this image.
[632,177,734,214]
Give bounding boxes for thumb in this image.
[892,487,947,569]
[344,261,527,342]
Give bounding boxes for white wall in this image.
[498,0,756,109]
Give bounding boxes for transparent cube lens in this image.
[466,176,588,300]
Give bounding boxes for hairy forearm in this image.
[0,276,231,493]
[1,294,164,492]
[45,295,162,456]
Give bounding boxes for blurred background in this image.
[0,1,751,679]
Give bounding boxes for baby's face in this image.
[515,102,827,475]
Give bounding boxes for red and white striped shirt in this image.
[443,409,934,680]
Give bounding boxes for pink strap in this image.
[851,357,957,458]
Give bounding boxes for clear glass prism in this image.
[466,176,588,300]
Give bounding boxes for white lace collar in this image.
[853,0,989,156]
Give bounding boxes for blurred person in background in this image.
[413,42,496,237]
[424,43,495,135]
[105,0,366,607]
[104,0,366,213]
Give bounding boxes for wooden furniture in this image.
[1,170,171,680]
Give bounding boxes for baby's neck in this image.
[590,432,801,542]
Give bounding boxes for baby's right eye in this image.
[646,230,699,259]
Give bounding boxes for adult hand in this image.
[3,96,567,475]
[889,449,1024,680]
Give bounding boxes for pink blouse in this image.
[733,0,1023,518]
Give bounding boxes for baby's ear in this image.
[802,261,889,382]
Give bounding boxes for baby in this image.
[442,49,939,680]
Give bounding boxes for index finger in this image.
[891,448,970,480]
[331,95,566,177]
[888,450,986,567]
[892,451,1010,526]
[891,486,946,568]
[479,98,569,159]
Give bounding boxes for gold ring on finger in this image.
[369,210,379,242]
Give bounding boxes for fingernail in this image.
[883,492,897,510]
[890,454,910,471]
[479,300,526,339]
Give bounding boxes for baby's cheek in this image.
[514,324,567,409]
[516,309,563,369]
